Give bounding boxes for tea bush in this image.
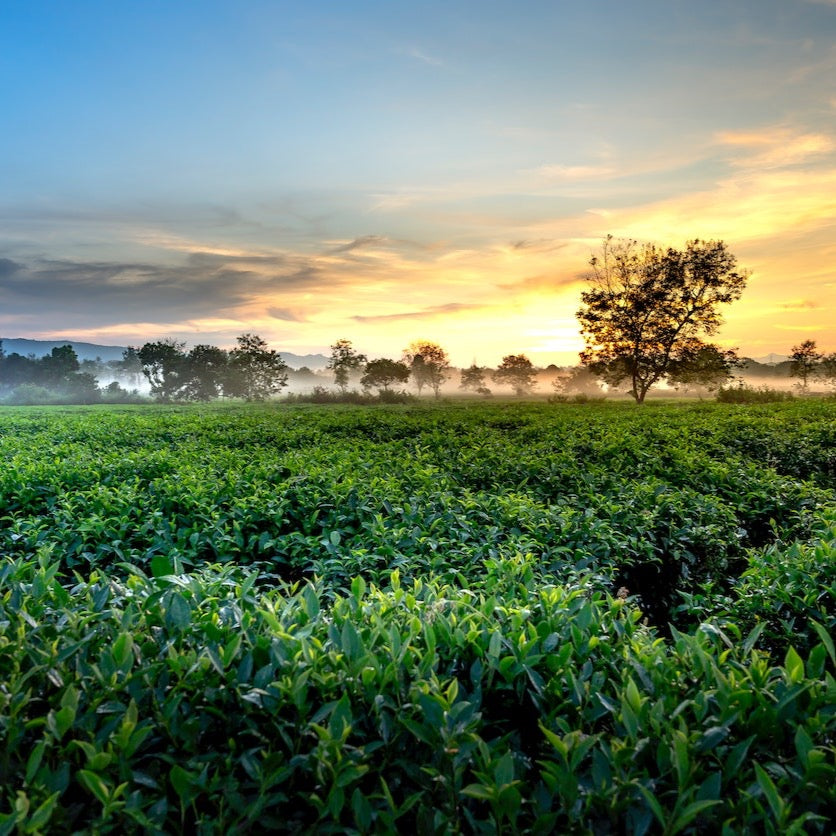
[0,400,834,832]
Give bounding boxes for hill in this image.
[0,337,329,370]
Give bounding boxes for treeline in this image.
[1,333,833,406]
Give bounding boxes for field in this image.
[0,400,834,834]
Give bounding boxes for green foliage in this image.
[717,384,795,403]
[0,400,833,832]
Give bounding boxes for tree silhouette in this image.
[493,354,537,396]
[789,340,823,392]
[360,358,410,394]
[327,338,366,392]
[228,334,288,401]
[577,236,748,403]
[403,340,450,398]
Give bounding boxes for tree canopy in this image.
[577,236,748,403]
[403,341,450,398]
[360,358,410,394]
[492,354,537,396]
[327,339,366,392]
[228,333,288,401]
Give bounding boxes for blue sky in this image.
[1,0,834,364]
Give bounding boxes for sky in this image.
[1,0,834,367]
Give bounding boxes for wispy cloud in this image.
[353,302,475,324]
[535,164,616,181]
[405,46,444,67]
[717,126,834,168]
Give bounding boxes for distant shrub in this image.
[285,387,414,405]
[100,381,147,404]
[717,384,794,403]
[3,384,60,405]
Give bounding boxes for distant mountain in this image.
[0,338,127,362]
[0,337,329,370]
[750,353,789,365]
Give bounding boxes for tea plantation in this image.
[0,400,834,834]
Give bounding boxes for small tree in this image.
[818,352,836,390]
[460,364,491,396]
[228,333,288,401]
[789,340,823,392]
[666,342,740,394]
[577,236,748,403]
[403,340,450,398]
[360,358,410,394]
[114,347,145,388]
[552,366,603,396]
[138,339,187,401]
[493,354,537,396]
[38,345,80,387]
[327,338,366,392]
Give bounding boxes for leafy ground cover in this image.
[0,400,834,833]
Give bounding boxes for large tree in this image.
[327,338,366,392]
[403,340,450,398]
[182,344,229,401]
[137,339,187,401]
[576,236,748,403]
[492,354,537,396]
[227,333,288,401]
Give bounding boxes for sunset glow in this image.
[1,1,834,365]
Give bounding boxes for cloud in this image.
[535,164,615,181]
[267,307,305,322]
[509,239,567,253]
[0,258,22,278]
[499,271,584,293]
[405,47,444,67]
[327,235,388,254]
[353,302,475,323]
[717,127,834,168]
[780,299,821,311]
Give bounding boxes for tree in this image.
[818,352,836,390]
[113,347,145,388]
[138,339,187,401]
[182,344,229,401]
[38,345,80,387]
[492,354,537,396]
[666,342,740,394]
[552,366,603,396]
[227,333,288,401]
[576,236,748,403]
[327,338,366,392]
[789,339,823,392]
[403,340,450,398]
[360,358,410,394]
[459,364,491,396]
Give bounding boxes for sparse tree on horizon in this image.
[789,339,823,392]
[459,364,491,396]
[137,339,187,401]
[327,338,366,392]
[360,358,410,394]
[493,354,537,396]
[576,236,748,403]
[403,340,450,398]
[227,333,288,401]
[183,344,229,401]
